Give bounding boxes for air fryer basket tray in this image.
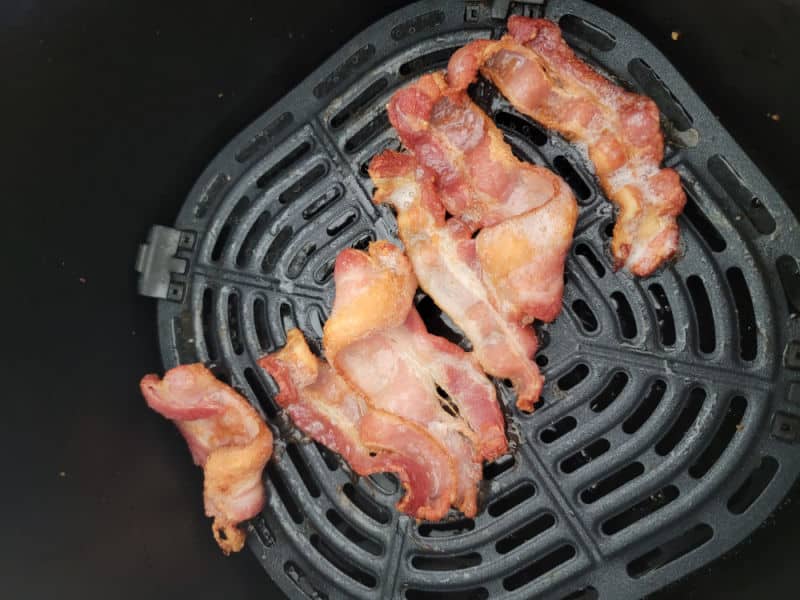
[135,1,800,598]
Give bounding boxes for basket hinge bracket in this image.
[135,225,196,302]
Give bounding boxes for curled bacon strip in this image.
[448,16,685,276]
[259,329,455,521]
[370,152,562,412]
[140,364,273,554]
[387,71,573,230]
[323,241,507,515]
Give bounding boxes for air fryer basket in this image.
[135,1,800,598]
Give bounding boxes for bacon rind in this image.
[370,151,544,412]
[140,364,273,554]
[387,71,574,230]
[258,328,455,521]
[447,16,686,276]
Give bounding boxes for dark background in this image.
[2,1,797,598]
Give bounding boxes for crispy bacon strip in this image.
[387,71,573,230]
[448,16,686,275]
[323,241,505,515]
[370,151,547,411]
[259,329,454,521]
[140,364,273,554]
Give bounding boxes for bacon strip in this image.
[140,364,273,554]
[259,329,454,521]
[323,241,506,515]
[447,16,686,276]
[370,151,546,411]
[387,71,573,230]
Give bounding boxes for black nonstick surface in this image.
[2,1,798,599]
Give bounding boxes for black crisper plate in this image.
[135,1,800,598]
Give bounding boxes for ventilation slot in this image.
[284,561,326,600]
[536,354,549,368]
[399,46,461,77]
[306,305,326,338]
[488,483,536,517]
[581,462,645,504]
[686,276,715,353]
[572,299,598,333]
[728,456,779,514]
[327,210,358,236]
[262,226,294,272]
[558,364,590,391]
[213,196,251,262]
[484,454,515,480]
[286,443,320,498]
[561,587,599,600]
[268,463,303,523]
[344,111,389,153]
[648,284,675,347]
[310,533,376,588]
[279,163,328,204]
[256,142,311,189]
[689,396,747,478]
[253,297,271,351]
[708,154,776,234]
[682,190,726,252]
[406,589,488,600]
[553,156,591,202]
[656,388,706,455]
[602,485,679,535]
[623,380,667,434]
[495,111,548,146]
[560,439,610,474]
[313,44,375,99]
[279,302,295,338]
[418,517,474,537]
[541,416,577,444]
[226,293,244,355]
[350,231,375,251]
[236,210,270,266]
[314,260,335,284]
[287,243,317,279]
[611,291,637,339]
[602,221,614,239]
[559,14,616,51]
[628,59,692,131]
[243,367,278,419]
[502,545,577,591]
[201,287,219,362]
[575,243,605,277]
[303,184,343,220]
[330,78,389,129]
[590,372,629,412]
[495,513,556,554]
[411,553,481,571]
[235,111,293,163]
[326,509,382,556]
[360,139,401,177]
[627,524,713,578]
[342,482,390,525]
[211,223,231,262]
[777,255,800,314]
[316,442,340,471]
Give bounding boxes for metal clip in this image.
[135,225,195,301]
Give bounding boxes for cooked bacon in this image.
[323,241,506,515]
[140,364,273,554]
[370,151,547,412]
[259,329,454,521]
[387,71,573,230]
[447,16,685,276]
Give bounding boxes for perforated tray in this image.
[135,1,800,598]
